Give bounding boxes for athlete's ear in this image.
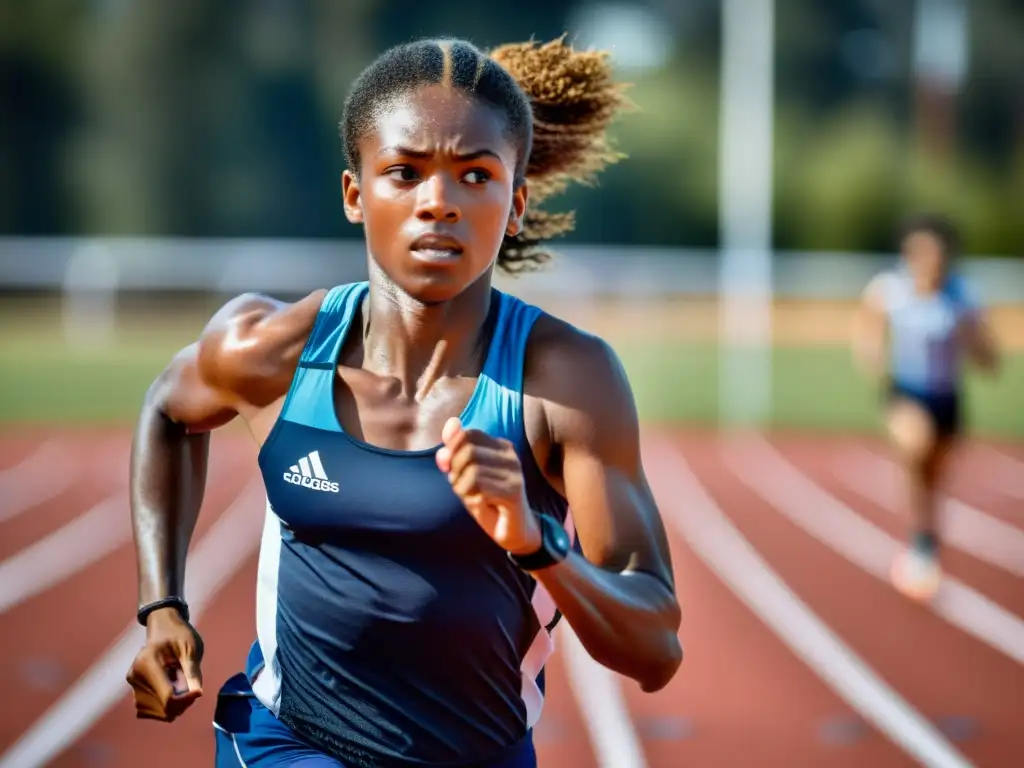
[342,170,363,224]
[506,182,529,237]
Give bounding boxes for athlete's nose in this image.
[415,173,460,223]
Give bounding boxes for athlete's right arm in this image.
[852,274,889,380]
[126,289,324,722]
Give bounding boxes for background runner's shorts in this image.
[886,381,962,439]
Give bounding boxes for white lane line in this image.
[560,622,647,768]
[833,446,1024,578]
[726,434,1024,666]
[0,479,265,768]
[0,447,241,614]
[643,434,975,768]
[0,493,125,614]
[0,439,82,524]
[965,444,1024,502]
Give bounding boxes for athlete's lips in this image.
[409,232,464,254]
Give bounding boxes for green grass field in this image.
[1,317,1020,436]
[623,342,1022,435]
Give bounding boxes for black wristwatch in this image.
[508,513,571,572]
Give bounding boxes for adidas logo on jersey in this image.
[283,450,339,493]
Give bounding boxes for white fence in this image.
[1,236,1022,303]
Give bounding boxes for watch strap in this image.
[508,513,570,571]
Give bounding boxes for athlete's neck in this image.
[361,266,493,400]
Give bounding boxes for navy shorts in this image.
[886,381,962,439]
[213,673,537,768]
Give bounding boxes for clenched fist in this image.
[435,417,542,556]
[126,607,204,722]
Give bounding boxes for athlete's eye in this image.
[385,166,419,182]
[463,169,491,185]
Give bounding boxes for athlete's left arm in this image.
[530,323,683,693]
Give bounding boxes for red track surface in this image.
[0,427,1021,767]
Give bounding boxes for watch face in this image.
[549,517,570,555]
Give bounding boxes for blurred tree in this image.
[774,102,903,253]
[369,0,576,50]
[565,44,721,248]
[68,0,232,234]
[0,51,77,234]
[67,0,349,237]
[961,0,1024,170]
[0,0,87,234]
[0,0,1020,254]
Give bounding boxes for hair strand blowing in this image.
[489,36,634,272]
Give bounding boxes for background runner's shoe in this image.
[891,546,942,602]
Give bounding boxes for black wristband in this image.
[137,596,190,627]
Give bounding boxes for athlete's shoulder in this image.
[517,307,639,458]
[525,309,633,406]
[151,288,330,428]
[195,288,329,391]
[494,290,631,399]
[205,288,327,326]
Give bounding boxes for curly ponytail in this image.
[488,37,631,271]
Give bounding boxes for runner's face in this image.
[343,84,527,304]
[902,231,946,291]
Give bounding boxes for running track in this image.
[0,427,1022,767]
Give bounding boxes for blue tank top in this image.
[247,282,572,767]
[882,268,980,395]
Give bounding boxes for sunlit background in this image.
[1,1,1022,767]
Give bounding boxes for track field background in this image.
[0,296,1021,767]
